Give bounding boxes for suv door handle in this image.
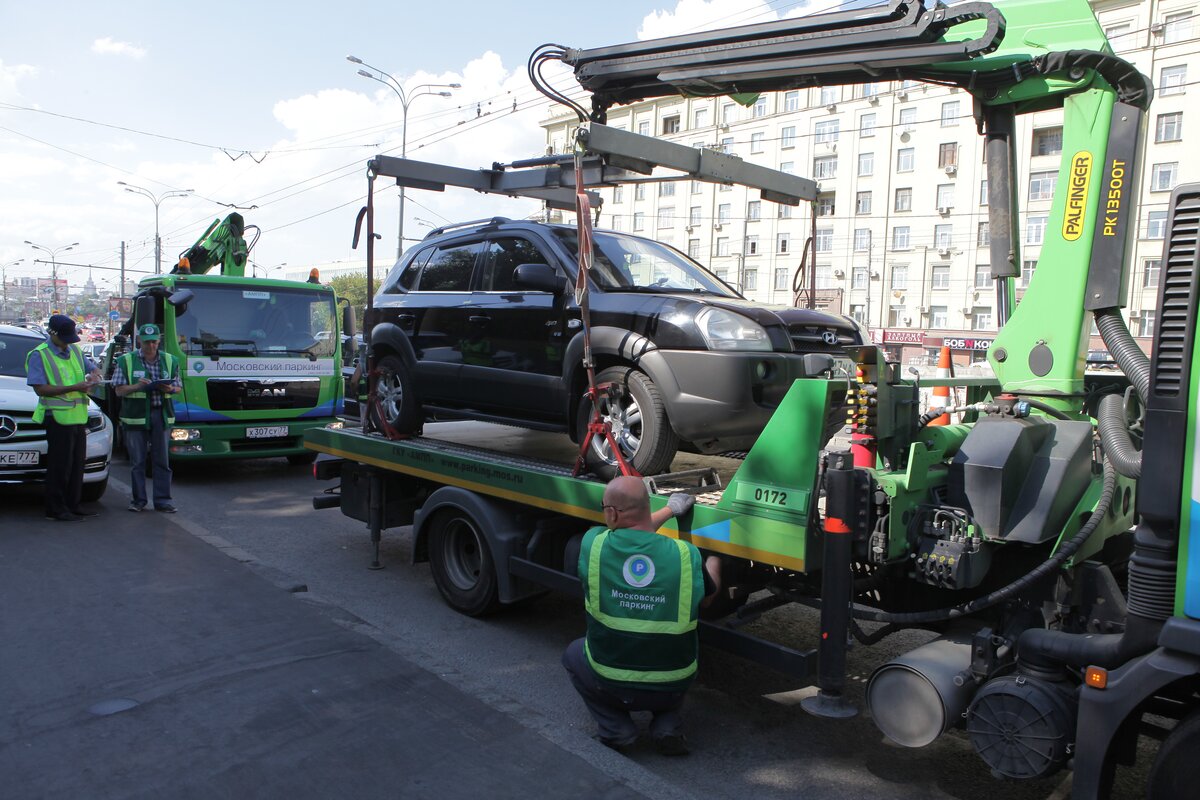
[395,313,415,326]
[468,315,491,324]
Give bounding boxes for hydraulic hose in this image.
[1095,307,1150,402]
[852,458,1117,625]
[1097,393,1141,478]
[1022,398,1072,420]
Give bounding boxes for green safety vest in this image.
[117,351,178,429]
[28,342,89,425]
[579,526,705,690]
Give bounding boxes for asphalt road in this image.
[92,422,1151,799]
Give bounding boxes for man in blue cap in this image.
[112,323,181,513]
[25,314,104,521]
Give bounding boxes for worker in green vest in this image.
[563,476,719,756]
[25,315,104,521]
[113,323,181,513]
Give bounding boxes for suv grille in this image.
[787,324,857,353]
[0,411,46,442]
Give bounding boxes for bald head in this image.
[602,476,653,530]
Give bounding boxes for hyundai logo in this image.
[821,331,839,346]
[0,415,17,441]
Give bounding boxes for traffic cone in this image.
[928,345,951,426]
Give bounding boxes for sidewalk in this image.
[0,492,649,800]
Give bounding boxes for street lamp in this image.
[252,261,287,278]
[348,55,459,258]
[117,181,194,275]
[0,259,22,317]
[23,241,78,311]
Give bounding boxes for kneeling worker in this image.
[563,476,718,755]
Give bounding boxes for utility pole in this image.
[120,241,126,297]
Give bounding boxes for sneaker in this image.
[128,502,145,512]
[653,733,690,756]
[155,504,177,514]
[45,512,84,522]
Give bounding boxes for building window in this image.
[977,222,990,248]
[633,212,645,231]
[816,266,834,289]
[852,267,869,289]
[613,186,624,204]
[781,126,796,149]
[753,95,768,118]
[636,183,646,201]
[850,304,866,324]
[891,264,908,290]
[687,239,701,259]
[722,103,735,124]
[974,264,991,288]
[860,113,876,137]
[750,132,765,153]
[816,192,836,216]
[717,203,731,223]
[1026,215,1047,245]
[1163,11,1193,45]
[784,90,800,112]
[1021,259,1037,287]
[1105,22,1135,52]
[659,181,676,197]
[940,101,960,126]
[747,200,761,221]
[899,107,917,130]
[719,136,734,154]
[691,180,703,195]
[1160,65,1187,96]
[688,206,701,227]
[662,115,680,135]
[936,183,955,208]
[856,191,872,215]
[938,142,958,168]
[693,107,709,129]
[894,187,912,212]
[610,214,622,231]
[775,267,789,291]
[979,179,989,206]
[718,181,732,193]
[820,86,839,106]
[813,155,838,179]
[744,269,758,291]
[1143,258,1162,288]
[815,120,840,144]
[854,228,871,252]
[935,224,953,250]
[1032,126,1063,156]
[857,152,874,177]
[1156,112,1183,143]
[1147,211,1168,239]
[972,309,993,330]
[715,269,729,282]
[815,228,833,252]
[777,233,790,254]
[930,306,949,328]
[1151,162,1178,192]
[716,237,730,257]
[892,226,911,249]
[745,236,759,256]
[932,265,950,289]
[888,305,906,326]
[897,147,915,172]
[658,207,674,228]
[638,121,650,136]
[1029,171,1057,201]
[778,203,792,219]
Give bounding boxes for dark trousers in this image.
[44,417,87,516]
[562,637,687,745]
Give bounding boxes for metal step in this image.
[643,467,722,496]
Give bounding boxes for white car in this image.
[0,324,113,501]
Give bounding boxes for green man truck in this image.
[96,213,353,462]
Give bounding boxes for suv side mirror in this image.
[513,263,565,293]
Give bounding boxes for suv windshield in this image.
[0,331,44,377]
[550,229,737,295]
[176,285,337,358]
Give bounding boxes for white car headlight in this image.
[86,413,106,434]
[695,307,772,351]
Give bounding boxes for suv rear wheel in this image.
[367,354,421,435]
[577,366,678,479]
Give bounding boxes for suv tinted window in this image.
[481,237,551,291]
[416,242,481,291]
[550,228,734,295]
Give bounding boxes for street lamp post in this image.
[117,182,194,275]
[1,259,22,317]
[347,55,459,259]
[251,261,288,278]
[23,241,78,312]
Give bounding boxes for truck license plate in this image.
[246,425,288,439]
[0,451,38,466]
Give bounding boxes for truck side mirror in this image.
[341,300,357,339]
[514,262,566,293]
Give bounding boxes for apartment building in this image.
[541,0,1197,366]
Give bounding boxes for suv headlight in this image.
[695,307,772,351]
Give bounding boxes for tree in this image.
[328,272,381,329]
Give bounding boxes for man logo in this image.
[622,554,656,588]
[0,415,17,441]
[821,330,839,346]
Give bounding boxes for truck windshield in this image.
[550,229,737,296]
[175,285,337,358]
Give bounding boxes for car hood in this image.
[694,295,859,333]
[0,374,101,414]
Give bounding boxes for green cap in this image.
[138,323,161,341]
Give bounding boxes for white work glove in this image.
[667,492,695,517]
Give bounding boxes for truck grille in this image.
[205,379,322,412]
[1151,190,1200,397]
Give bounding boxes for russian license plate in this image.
[246,425,288,439]
[0,451,38,466]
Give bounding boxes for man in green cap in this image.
[113,323,181,513]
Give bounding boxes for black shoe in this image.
[595,734,637,754]
[653,733,690,756]
[70,508,98,517]
[46,512,84,522]
[155,504,177,514]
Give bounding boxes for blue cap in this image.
[47,314,80,344]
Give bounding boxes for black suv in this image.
[366,218,862,476]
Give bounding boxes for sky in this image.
[0,0,845,289]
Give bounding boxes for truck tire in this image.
[1148,708,1200,799]
[427,508,501,616]
[577,366,678,479]
[367,354,421,435]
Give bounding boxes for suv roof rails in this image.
[424,217,512,239]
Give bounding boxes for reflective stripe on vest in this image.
[117,352,177,428]
[30,343,88,425]
[586,531,697,634]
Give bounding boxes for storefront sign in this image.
[883,330,926,345]
[941,336,994,351]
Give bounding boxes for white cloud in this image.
[0,60,37,102]
[638,0,848,39]
[91,37,146,59]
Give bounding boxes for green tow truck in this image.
[307,1,1200,795]
[94,213,354,462]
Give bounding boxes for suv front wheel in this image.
[577,366,678,479]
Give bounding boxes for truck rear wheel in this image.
[577,366,678,479]
[427,508,501,616]
[1148,708,1200,799]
